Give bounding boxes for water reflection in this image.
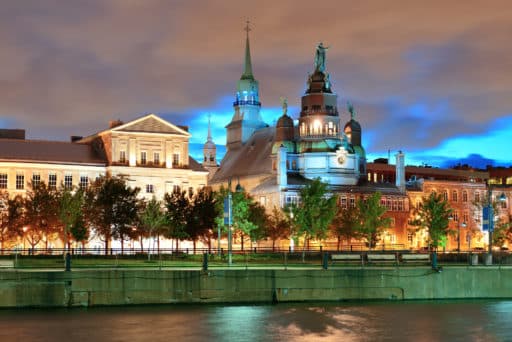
[0,301,510,342]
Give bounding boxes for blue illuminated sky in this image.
[1,1,511,168]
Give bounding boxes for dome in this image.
[344,119,361,132]
[276,114,293,128]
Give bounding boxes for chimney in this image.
[395,151,405,193]
[109,119,124,128]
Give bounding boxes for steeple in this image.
[226,21,266,151]
[203,113,217,170]
[241,21,254,80]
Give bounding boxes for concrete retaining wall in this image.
[0,267,510,307]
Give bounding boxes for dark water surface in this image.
[1,300,511,342]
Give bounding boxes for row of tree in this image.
[3,175,506,254]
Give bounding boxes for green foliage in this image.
[264,206,290,249]
[164,190,191,243]
[84,176,140,251]
[355,192,391,249]
[139,197,168,246]
[410,191,452,250]
[293,178,337,247]
[58,188,87,249]
[187,188,218,246]
[247,200,269,242]
[24,182,59,249]
[330,201,361,246]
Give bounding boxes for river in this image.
[1,300,511,341]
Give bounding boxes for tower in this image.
[226,21,266,151]
[297,43,340,153]
[203,114,218,179]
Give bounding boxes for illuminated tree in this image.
[164,189,190,250]
[138,197,168,257]
[355,192,392,250]
[293,178,337,249]
[0,192,23,251]
[85,176,139,254]
[330,203,361,251]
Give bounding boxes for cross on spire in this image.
[244,20,251,37]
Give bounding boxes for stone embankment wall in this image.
[0,267,510,307]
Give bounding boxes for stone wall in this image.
[0,267,510,308]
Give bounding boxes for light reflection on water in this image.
[0,300,511,342]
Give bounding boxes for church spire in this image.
[241,20,254,80]
[207,114,213,142]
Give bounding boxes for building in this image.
[210,29,410,248]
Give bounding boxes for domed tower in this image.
[344,102,366,177]
[297,43,341,153]
[275,98,295,143]
[203,115,218,179]
[226,22,266,151]
[295,44,362,186]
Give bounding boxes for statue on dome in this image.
[347,101,355,120]
[314,42,329,72]
[280,97,288,115]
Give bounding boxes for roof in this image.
[80,113,190,142]
[0,139,106,165]
[188,157,208,172]
[210,126,275,183]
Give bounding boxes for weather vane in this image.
[244,20,251,36]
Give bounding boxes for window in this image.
[0,174,6,189]
[172,153,180,166]
[79,176,89,190]
[140,151,147,165]
[462,191,468,202]
[443,190,448,201]
[32,173,40,188]
[48,174,57,190]
[340,197,347,209]
[285,195,299,205]
[259,196,266,206]
[154,152,160,165]
[452,211,459,222]
[463,211,469,223]
[119,150,126,163]
[475,192,480,203]
[349,198,356,208]
[146,184,154,193]
[16,174,24,190]
[188,187,194,198]
[452,190,458,202]
[407,232,413,244]
[64,174,73,189]
[173,185,180,193]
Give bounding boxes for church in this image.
[207,28,410,248]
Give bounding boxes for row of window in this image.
[119,151,180,166]
[0,173,89,190]
[435,189,508,209]
[299,121,338,137]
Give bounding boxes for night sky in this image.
[1,1,511,168]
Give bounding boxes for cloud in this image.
[0,0,510,168]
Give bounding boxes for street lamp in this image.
[448,215,466,253]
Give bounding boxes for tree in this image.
[186,188,218,253]
[0,192,23,251]
[164,189,190,250]
[265,206,290,251]
[58,188,87,252]
[330,203,361,251]
[293,178,337,249]
[138,197,168,258]
[85,176,140,254]
[410,191,452,251]
[355,192,392,249]
[247,200,268,249]
[24,182,59,251]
